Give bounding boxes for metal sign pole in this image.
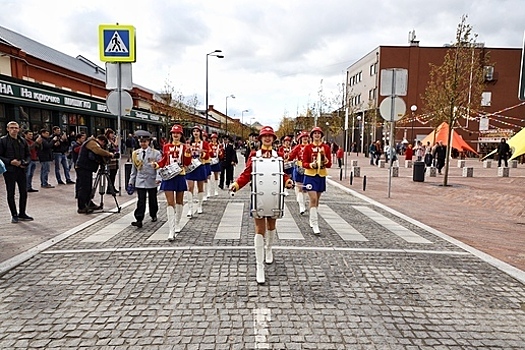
[387,71,396,198]
[117,63,122,196]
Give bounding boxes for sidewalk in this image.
[327,154,525,271]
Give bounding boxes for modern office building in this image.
[345,37,525,155]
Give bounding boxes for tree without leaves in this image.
[422,15,487,186]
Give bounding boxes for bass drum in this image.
[251,156,285,219]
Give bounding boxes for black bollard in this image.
[339,167,343,181]
[350,171,353,185]
[363,175,367,191]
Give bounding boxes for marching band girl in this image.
[202,131,212,200]
[155,125,191,240]
[208,133,222,196]
[287,131,310,215]
[185,125,210,216]
[301,126,331,235]
[229,126,294,284]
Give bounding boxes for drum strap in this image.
[255,149,278,158]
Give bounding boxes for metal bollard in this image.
[350,171,353,185]
[339,167,343,181]
[363,175,367,191]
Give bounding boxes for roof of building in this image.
[0,25,107,82]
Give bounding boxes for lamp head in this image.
[411,105,417,112]
[217,55,224,58]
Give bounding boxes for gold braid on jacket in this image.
[131,150,144,170]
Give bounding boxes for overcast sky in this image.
[1,0,523,129]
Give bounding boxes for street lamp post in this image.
[410,104,417,145]
[241,109,249,141]
[205,50,224,134]
[325,122,330,142]
[225,94,235,135]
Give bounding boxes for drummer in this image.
[301,126,331,235]
[287,131,310,215]
[185,125,210,216]
[154,124,191,240]
[278,136,293,175]
[229,126,294,284]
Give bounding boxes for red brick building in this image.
[346,41,525,155]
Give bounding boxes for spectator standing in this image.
[125,133,134,160]
[219,136,237,189]
[36,129,54,188]
[434,141,447,174]
[105,129,119,194]
[51,126,75,185]
[496,138,511,167]
[0,121,34,223]
[70,133,86,166]
[24,130,39,192]
[415,141,425,161]
[405,144,414,162]
[336,147,344,168]
[368,142,376,165]
[424,141,433,167]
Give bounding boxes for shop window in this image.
[42,110,51,123]
[78,116,86,125]
[69,114,78,125]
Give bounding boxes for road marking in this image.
[147,203,197,241]
[214,203,244,239]
[253,308,271,349]
[277,204,304,240]
[41,246,469,255]
[82,209,147,243]
[353,205,432,244]
[318,204,368,241]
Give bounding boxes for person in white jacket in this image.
[128,134,161,228]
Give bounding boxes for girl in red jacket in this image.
[230,126,293,284]
[185,125,210,216]
[301,126,331,235]
[287,131,310,214]
[155,124,192,239]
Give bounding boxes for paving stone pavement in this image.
[0,153,524,349]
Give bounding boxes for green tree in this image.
[422,15,487,186]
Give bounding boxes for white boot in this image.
[254,234,265,284]
[167,206,175,241]
[265,230,276,264]
[204,182,209,201]
[213,178,219,196]
[309,206,314,228]
[175,204,183,233]
[187,192,193,218]
[310,207,320,234]
[297,191,306,215]
[197,192,204,214]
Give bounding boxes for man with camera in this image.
[0,121,34,223]
[51,126,75,185]
[75,134,115,214]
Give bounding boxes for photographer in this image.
[51,126,75,185]
[0,121,34,223]
[75,134,114,214]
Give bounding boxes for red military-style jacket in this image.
[288,143,308,166]
[231,145,293,191]
[301,142,332,177]
[156,142,192,174]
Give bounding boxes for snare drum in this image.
[210,157,220,165]
[251,155,285,219]
[185,158,202,173]
[284,161,294,170]
[159,162,182,180]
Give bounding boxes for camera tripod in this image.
[90,163,121,213]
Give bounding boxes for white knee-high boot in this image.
[167,206,175,241]
[197,192,204,214]
[203,182,209,201]
[265,229,276,264]
[187,192,193,218]
[213,177,219,196]
[254,234,265,284]
[175,204,183,233]
[297,192,306,215]
[310,207,320,234]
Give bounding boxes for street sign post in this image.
[380,68,408,198]
[519,31,525,101]
[100,24,136,195]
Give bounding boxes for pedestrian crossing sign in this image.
[99,24,136,62]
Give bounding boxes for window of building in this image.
[369,63,377,76]
[483,66,494,81]
[481,91,492,106]
[358,71,362,82]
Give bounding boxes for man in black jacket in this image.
[51,126,75,185]
[219,137,237,189]
[497,138,511,167]
[36,129,54,188]
[0,121,34,223]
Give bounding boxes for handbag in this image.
[0,158,6,174]
[159,162,182,180]
[185,158,202,174]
